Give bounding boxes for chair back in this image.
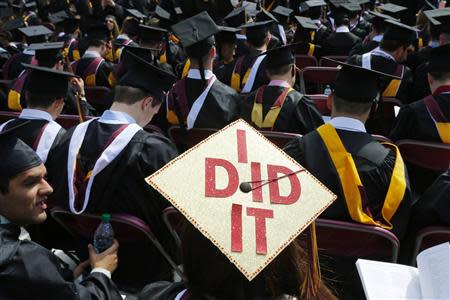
[0,110,19,123]
[411,226,450,266]
[259,130,301,148]
[396,139,450,172]
[295,55,318,70]
[300,67,340,94]
[319,56,348,67]
[307,94,331,115]
[84,86,112,113]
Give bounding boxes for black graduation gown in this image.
[213,59,236,87]
[390,93,450,193]
[283,129,412,239]
[46,121,179,285]
[73,57,113,88]
[313,25,332,47]
[406,45,432,72]
[155,76,241,132]
[411,62,431,102]
[322,31,361,56]
[0,224,122,300]
[240,85,324,134]
[2,118,66,161]
[347,54,414,104]
[3,52,34,80]
[233,49,270,94]
[349,39,379,56]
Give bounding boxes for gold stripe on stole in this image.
[316,123,406,229]
[7,90,22,111]
[251,88,294,129]
[436,123,450,143]
[181,59,191,79]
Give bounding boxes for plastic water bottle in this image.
[324,84,332,96]
[93,213,114,253]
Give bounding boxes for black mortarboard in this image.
[0,122,42,181]
[383,19,419,43]
[118,51,176,99]
[216,26,240,44]
[224,6,247,27]
[122,44,154,65]
[329,0,351,9]
[241,20,273,44]
[0,5,13,18]
[52,10,70,19]
[299,0,327,14]
[327,59,400,103]
[47,14,64,24]
[24,1,37,9]
[428,43,450,72]
[139,24,168,42]
[426,8,450,27]
[272,5,293,18]
[28,42,64,67]
[378,3,408,17]
[171,11,220,57]
[422,0,437,10]
[294,16,319,30]
[83,24,110,43]
[262,42,300,69]
[3,18,24,31]
[340,2,361,13]
[127,9,146,21]
[255,9,279,23]
[355,0,370,5]
[154,5,171,21]
[18,25,53,37]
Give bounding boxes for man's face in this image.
[0,164,53,226]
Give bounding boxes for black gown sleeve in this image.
[282,136,306,165]
[291,95,324,134]
[0,240,122,300]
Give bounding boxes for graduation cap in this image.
[425,8,450,26]
[28,42,64,67]
[3,18,24,31]
[146,119,336,285]
[224,6,247,27]
[422,0,437,10]
[262,42,301,69]
[354,0,371,6]
[255,9,279,23]
[47,14,64,24]
[326,58,400,103]
[428,43,450,72]
[241,20,273,44]
[299,0,327,15]
[216,26,240,44]
[294,16,319,30]
[171,11,220,57]
[0,122,42,182]
[378,3,408,17]
[139,24,168,43]
[340,2,362,13]
[272,6,293,23]
[18,25,53,38]
[154,5,171,21]
[118,50,176,100]
[329,0,351,9]
[24,1,37,9]
[127,9,146,21]
[122,44,155,64]
[23,63,78,99]
[383,19,419,43]
[83,24,110,44]
[0,5,13,18]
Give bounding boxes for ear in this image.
[141,96,153,110]
[265,32,271,46]
[210,46,216,59]
[54,98,65,110]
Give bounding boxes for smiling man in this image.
[0,123,122,300]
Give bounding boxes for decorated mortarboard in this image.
[224,5,247,27]
[0,121,42,181]
[272,5,293,18]
[3,18,25,31]
[139,24,168,42]
[383,19,419,43]
[171,11,220,48]
[255,9,279,23]
[18,25,53,37]
[428,43,450,72]
[294,16,319,30]
[378,3,408,15]
[146,119,336,282]
[22,63,78,99]
[325,58,400,103]
[118,50,176,99]
[261,42,301,68]
[216,26,240,44]
[127,9,147,20]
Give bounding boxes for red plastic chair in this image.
[411,226,450,266]
[84,86,112,113]
[396,140,450,172]
[259,130,301,148]
[162,207,183,248]
[372,134,393,143]
[299,67,340,94]
[313,219,400,262]
[295,55,318,70]
[319,56,348,67]
[50,207,184,279]
[307,94,331,115]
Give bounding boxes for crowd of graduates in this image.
[0,0,450,299]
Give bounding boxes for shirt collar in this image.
[99,110,138,125]
[268,80,291,88]
[83,50,101,58]
[20,108,54,122]
[23,48,35,55]
[335,26,350,33]
[0,215,10,225]
[372,34,383,42]
[429,40,440,48]
[187,69,214,80]
[117,34,130,40]
[328,116,366,132]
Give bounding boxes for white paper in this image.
[356,259,422,300]
[417,242,450,299]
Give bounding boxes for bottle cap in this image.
[101,213,111,222]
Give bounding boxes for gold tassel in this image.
[301,222,321,299]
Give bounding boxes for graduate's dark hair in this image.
[25,91,64,109]
[181,222,337,300]
[114,85,162,107]
[308,7,322,20]
[333,94,373,115]
[429,71,450,81]
[379,39,411,51]
[266,63,293,76]
[246,30,268,48]
[185,36,215,87]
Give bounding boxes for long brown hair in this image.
[181,223,337,300]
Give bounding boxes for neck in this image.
[431,81,450,94]
[110,102,144,126]
[269,74,293,86]
[190,59,213,71]
[331,112,368,123]
[379,47,400,61]
[86,46,101,53]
